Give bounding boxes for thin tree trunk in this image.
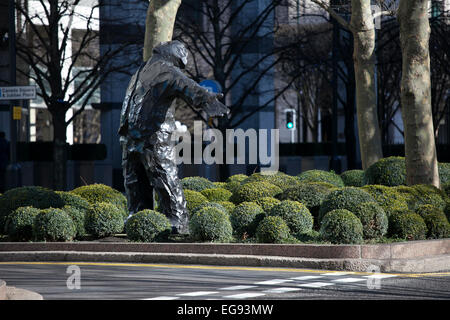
[398,0,440,187]
[52,108,68,191]
[351,0,383,169]
[143,0,182,62]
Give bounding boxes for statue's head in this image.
[153,40,188,69]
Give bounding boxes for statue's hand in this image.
[203,94,229,118]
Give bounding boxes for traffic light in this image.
[285,109,296,130]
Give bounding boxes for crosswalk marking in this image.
[220,285,258,291]
[177,291,219,297]
[298,282,335,288]
[224,292,266,299]
[364,274,397,279]
[321,272,353,276]
[255,279,294,285]
[263,287,303,293]
[143,296,179,300]
[290,275,323,281]
[333,278,366,283]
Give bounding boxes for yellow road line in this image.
[0,261,449,278]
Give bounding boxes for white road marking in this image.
[220,285,258,291]
[263,287,303,294]
[178,291,219,297]
[224,293,266,299]
[255,279,294,285]
[142,296,179,300]
[333,278,366,283]
[321,272,353,276]
[298,282,335,288]
[291,275,323,281]
[363,274,397,279]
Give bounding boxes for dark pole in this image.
[329,0,341,173]
[6,0,22,189]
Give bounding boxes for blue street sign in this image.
[199,79,222,93]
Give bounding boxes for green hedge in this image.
[4,206,40,241]
[71,184,128,217]
[353,202,388,239]
[340,170,365,187]
[125,210,172,242]
[242,172,300,191]
[318,187,375,222]
[438,163,450,184]
[268,200,313,235]
[225,174,248,193]
[201,188,232,202]
[254,197,281,213]
[394,185,447,211]
[230,202,264,238]
[181,176,216,192]
[183,189,209,214]
[0,186,64,232]
[319,209,364,244]
[297,170,345,188]
[388,212,427,240]
[361,185,410,217]
[56,191,90,215]
[190,202,228,216]
[364,157,406,186]
[189,206,233,242]
[277,182,333,222]
[415,205,450,239]
[231,181,282,204]
[85,202,124,238]
[33,208,76,242]
[216,201,236,214]
[63,205,86,238]
[255,216,292,244]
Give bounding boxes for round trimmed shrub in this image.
[225,174,248,193]
[318,187,375,222]
[296,230,321,243]
[189,206,233,242]
[255,216,291,243]
[255,197,281,213]
[4,206,40,241]
[388,212,427,240]
[340,170,365,187]
[71,184,128,217]
[361,185,410,217]
[125,210,172,242]
[216,201,235,214]
[319,209,364,244]
[242,172,300,191]
[181,176,216,192]
[445,201,450,222]
[0,186,64,232]
[231,181,282,204]
[33,208,76,242]
[268,200,313,235]
[56,191,90,214]
[183,189,209,214]
[353,202,388,239]
[443,182,450,198]
[363,157,406,186]
[277,182,333,220]
[297,170,345,188]
[415,205,450,239]
[85,202,124,238]
[213,182,228,189]
[230,202,264,238]
[62,205,86,238]
[438,163,450,185]
[191,202,228,216]
[201,188,232,202]
[394,185,447,211]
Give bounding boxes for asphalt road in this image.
[0,262,449,300]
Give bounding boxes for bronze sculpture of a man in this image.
[119,41,228,234]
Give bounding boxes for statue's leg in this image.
[122,149,154,216]
[141,139,188,234]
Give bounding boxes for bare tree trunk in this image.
[398,0,440,187]
[143,0,182,62]
[350,0,383,169]
[52,107,68,191]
